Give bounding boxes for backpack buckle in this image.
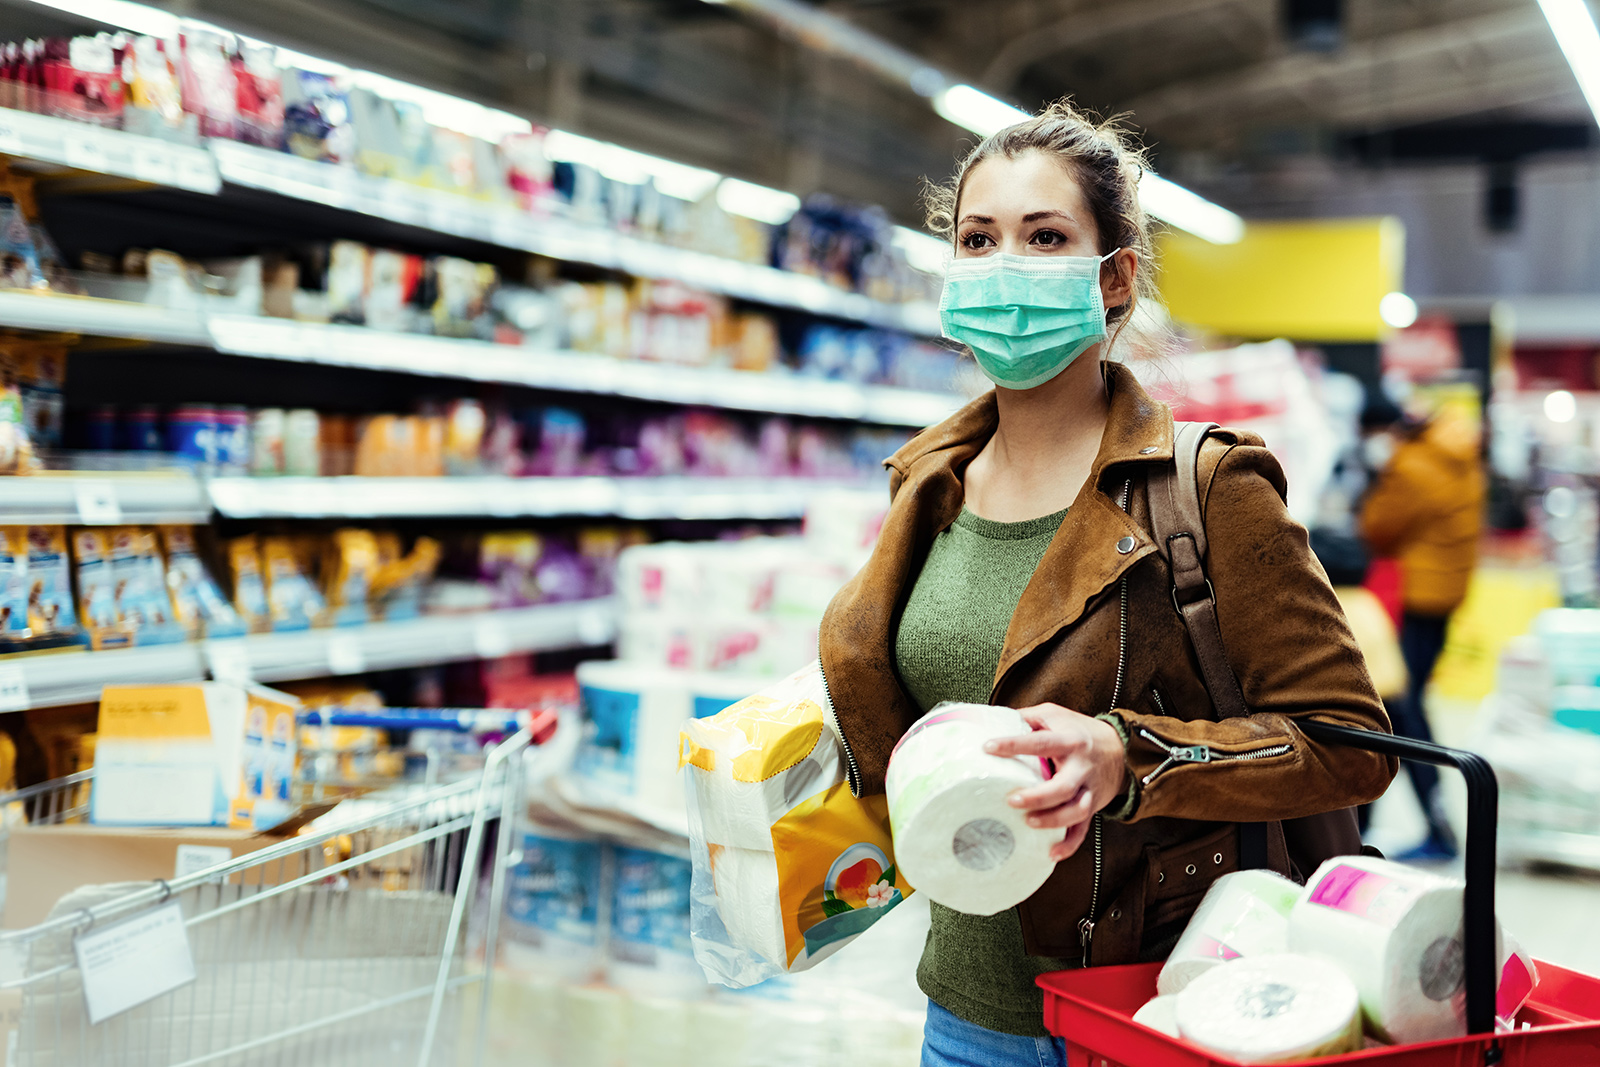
[1171,579,1217,614]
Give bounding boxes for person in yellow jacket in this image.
[1359,395,1485,861]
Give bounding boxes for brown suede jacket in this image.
[819,362,1397,963]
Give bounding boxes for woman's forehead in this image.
[960,150,1089,220]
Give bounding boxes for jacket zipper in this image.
[1082,477,1133,965]
[1150,687,1166,716]
[817,651,862,797]
[1136,727,1293,787]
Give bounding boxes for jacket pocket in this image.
[1081,824,1241,968]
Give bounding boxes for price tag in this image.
[473,619,513,660]
[0,118,23,157]
[75,902,196,1025]
[173,844,233,882]
[74,481,122,525]
[174,153,218,192]
[130,146,175,185]
[204,641,252,684]
[0,664,29,712]
[62,133,107,173]
[326,633,367,676]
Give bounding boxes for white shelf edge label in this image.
[204,641,252,684]
[76,902,197,1025]
[173,844,233,883]
[326,633,367,676]
[75,481,122,525]
[0,664,28,712]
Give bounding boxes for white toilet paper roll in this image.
[885,703,1057,916]
[1132,995,1182,1037]
[709,845,787,967]
[1176,954,1362,1064]
[1288,855,1497,1045]
[1158,870,1302,995]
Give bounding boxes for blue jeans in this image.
[921,1000,1067,1067]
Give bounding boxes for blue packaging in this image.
[166,406,219,468]
[610,845,694,967]
[120,405,163,451]
[506,830,604,950]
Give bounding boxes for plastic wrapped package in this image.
[681,661,910,987]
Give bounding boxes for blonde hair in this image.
[923,99,1162,354]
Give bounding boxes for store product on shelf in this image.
[74,527,183,649]
[91,681,299,830]
[682,662,909,987]
[608,841,704,998]
[502,818,607,983]
[0,525,85,651]
[885,702,1057,917]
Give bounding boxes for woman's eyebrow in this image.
[957,214,995,225]
[1021,210,1074,223]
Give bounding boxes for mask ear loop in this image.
[1098,248,1129,376]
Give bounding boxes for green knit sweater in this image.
[893,504,1078,1037]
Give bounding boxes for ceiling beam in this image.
[978,0,1254,93]
[1123,6,1552,130]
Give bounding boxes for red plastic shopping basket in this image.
[1038,721,1600,1066]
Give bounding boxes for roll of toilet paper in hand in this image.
[885,702,1059,916]
[1176,954,1362,1063]
[1158,869,1303,996]
[1288,855,1497,1045]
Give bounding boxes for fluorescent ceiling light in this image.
[1379,291,1419,329]
[544,130,722,201]
[893,226,949,275]
[1539,0,1600,125]
[932,84,1029,137]
[1138,172,1246,245]
[716,178,802,225]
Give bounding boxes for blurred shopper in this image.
[818,100,1395,1067]
[1359,396,1485,861]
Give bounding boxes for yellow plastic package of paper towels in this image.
[678,660,912,987]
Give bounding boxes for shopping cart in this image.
[0,710,549,1067]
[1038,721,1600,1066]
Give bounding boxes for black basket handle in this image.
[1298,720,1500,1046]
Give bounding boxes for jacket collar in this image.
[885,361,1176,496]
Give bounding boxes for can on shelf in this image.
[167,405,219,470]
[252,408,285,475]
[215,406,252,475]
[120,404,164,452]
[284,408,321,477]
[86,404,117,451]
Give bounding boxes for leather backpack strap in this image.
[1147,421,1248,720]
[1148,421,1271,872]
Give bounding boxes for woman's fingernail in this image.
[983,741,999,754]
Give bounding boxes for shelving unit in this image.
[206,475,876,521]
[0,106,220,193]
[3,598,617,711]
[0,473,210,525]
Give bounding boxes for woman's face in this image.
[953,149,1133,308]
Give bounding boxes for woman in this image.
[817,101,1396,1065]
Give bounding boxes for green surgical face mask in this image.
[939,250,1120,390]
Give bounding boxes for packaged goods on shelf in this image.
[609,841,704,998]
[0,525,85,651]
[91,681,299,831]
[503,819,608,983]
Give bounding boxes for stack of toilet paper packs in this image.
[679,661,912,988]
[1130,859,1540,1063]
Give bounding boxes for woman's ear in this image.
[1101,248,1138,310]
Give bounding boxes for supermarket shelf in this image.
[0,473,210,524]
[11,600,617,710]
[0,106,220,193]
[205,315,960,426]
[227,599,619,683]
[209,140,941,335]
[0,291,211,345]
[206,476,879,520]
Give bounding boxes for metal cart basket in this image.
[0,723,534,1067]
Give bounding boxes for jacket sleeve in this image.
[1359,459,1419,557]
[1111,442,1398,824]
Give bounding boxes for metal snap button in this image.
[1139,446,1157,455]
[1156,872,1165,883]
[1214,853,1224,865]
[1116,536,1136,554]
[1185,864,1197,876]
[1109,908,1122,920]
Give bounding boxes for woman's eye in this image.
[960,232,994,250]
[1032,229,1065,247]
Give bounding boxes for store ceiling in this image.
[7,0,1592,224]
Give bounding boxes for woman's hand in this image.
[983,703,1129,863]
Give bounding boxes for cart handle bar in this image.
[1299,720,1500,1055]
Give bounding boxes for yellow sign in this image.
[1158,217,1405,342]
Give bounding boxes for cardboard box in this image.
[92,682,299,830]
[4,823,286,929]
